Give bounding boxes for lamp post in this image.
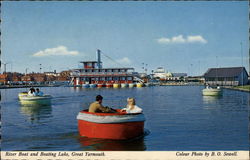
[142,63,144,73]
[3,62,10,85]
[25,68,29,85]
[240,42,243,86]
[39,64,42,73]
[190,64,193,76]
[145,64,148,74]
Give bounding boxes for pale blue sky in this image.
[2,1,249,76]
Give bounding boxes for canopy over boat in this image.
[77,109,145,140]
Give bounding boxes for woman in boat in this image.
[122,98,143,114]
[28,88,36,96]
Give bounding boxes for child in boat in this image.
[35,88,44,96]
[122,98,143,113]
[28,88,36,96]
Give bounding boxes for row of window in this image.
[79,69,128,73]
[80,76,133,81]
[206,77,236,81]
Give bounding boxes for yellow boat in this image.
[128,83,135,88]
[121,83,128,88]
[113,83,120,88]
[18,92,28,99]
[136,83,143,88]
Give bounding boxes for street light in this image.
[190,64,193,76]
[39,64,42,73]
[25,68,29,85]
[3,62,10,85]
[240,42,243,86]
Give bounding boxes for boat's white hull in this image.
[128,83,135,88]
[19,93,52,105]
[202,88,222,96]
[121,83,128,88]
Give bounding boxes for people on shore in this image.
[122,98,143,113]
[88,95,116,113]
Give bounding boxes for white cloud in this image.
[187,35,207,43]
[157,37,171,44]
[157,35,207,44]
[32,46,79,57]
[116,57,132,65]
[172,35,186,43]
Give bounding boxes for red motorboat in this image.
[77,109,145,140]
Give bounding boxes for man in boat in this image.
[89,95,116,113]
[35,88,44,96]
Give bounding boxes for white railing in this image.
[71,72,134,76]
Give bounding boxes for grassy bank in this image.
[233,85,250,92]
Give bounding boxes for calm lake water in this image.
[1,86,249,151]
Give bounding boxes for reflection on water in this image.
[78,129,150,151]
[78,133,148,151]
[19,103,52,123]
[202,95,221,104]
[19,99,51,106]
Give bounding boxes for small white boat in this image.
[18,92,52,105]
[144,83,152,87]
[121,83,128,88]
[128,83,135,88]
[202,87,222,96]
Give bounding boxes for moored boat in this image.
[106,83,113,88]
[77,109,145,140]
[121,83,128,88]
[113,83,120,88]
[136,83,143,88]
[89,84,97,88]
[128,83,135,88]
[82,84,90,88]
[97,84,105,88]
[144,83,152,87]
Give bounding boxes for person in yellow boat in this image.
[122,98,143,113]
[89,95,116,113]
[35,88,44,96]
[28,88,36,96]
